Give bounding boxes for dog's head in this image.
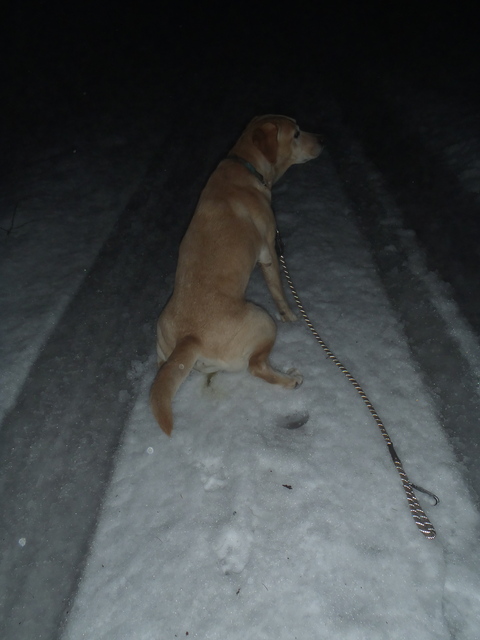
[246,115,323,182]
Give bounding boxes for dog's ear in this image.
[252,122,278,164]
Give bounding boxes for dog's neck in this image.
[226,154,270,189]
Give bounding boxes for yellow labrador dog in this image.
[150,115,322,435]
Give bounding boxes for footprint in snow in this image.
[214,522,253,574]
[195,456,228,492]
[276,410,309,430]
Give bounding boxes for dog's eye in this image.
[294,131,300,139]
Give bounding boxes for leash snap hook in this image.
[409,483,440,506]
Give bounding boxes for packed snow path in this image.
[62,148,480,640]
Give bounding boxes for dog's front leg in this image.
[259,255,297,322]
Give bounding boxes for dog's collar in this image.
[226,154,269,188]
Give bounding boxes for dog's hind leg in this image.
[242,304,302,389]
[248,339,303,389]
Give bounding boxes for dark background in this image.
[2,2,478,145]
[3,1,479,322]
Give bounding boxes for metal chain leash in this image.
[276,231,438,540]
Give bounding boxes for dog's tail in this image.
[150,336,200,436]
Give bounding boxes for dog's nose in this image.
[315,133,325,145]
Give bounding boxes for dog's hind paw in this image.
[280,308,298,322]
[286,368,303,388]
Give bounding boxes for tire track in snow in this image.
[308,85,480,639]
[317,80,480,506]
[0,77,258,639]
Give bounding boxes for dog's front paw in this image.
[280,308,298,322]
[286,368,303,388]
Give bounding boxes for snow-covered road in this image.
[1,60,480,639]
[64,143,480,639]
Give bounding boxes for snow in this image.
[2,79,480,640]
[59,157,479,637]
[0,112,159,423]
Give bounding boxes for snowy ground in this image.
[0,108,160,423]
[60,149,480,640]
[1,65,480,640]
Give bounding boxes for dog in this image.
[150,115,322,435]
